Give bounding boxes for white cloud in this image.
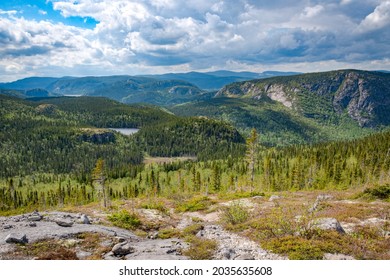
[357,1,390,32]
[0,0,389,81]
[301,5,324,18]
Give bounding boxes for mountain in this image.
[0,75,207,106]
[140,70,300,90]
[217,70,390,128]
[170,70,390,146]
[0,77,71,90]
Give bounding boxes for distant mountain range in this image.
[0,70,300,105]
[139,70,300,90]
[1,69,390,147]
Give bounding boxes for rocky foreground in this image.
[1,192,389,260]
[0,209,284,260]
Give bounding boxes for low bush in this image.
[176,196,214,212]
[220,201,250,225]
[182,236,217,260]
[361,184,390,200]
[108,210,141,230]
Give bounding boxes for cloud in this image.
[0,0,389,81]
[357,1,390,32]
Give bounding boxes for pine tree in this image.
[92,159,110,208]
[246,128,258,192]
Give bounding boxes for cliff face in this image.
[217,70,390,127]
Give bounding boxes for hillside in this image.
[0,94,245,178]
[171,70,390,146]
[139,70,300,90]
[217,70,390,128]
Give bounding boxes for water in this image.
[108,128,139,135]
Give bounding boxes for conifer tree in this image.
[246,128,258,192]
[92,158,110,208]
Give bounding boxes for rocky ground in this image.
[0,191,389,260]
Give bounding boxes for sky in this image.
[0,0,390,82]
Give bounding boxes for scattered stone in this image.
[114,236,127,243]
[28,213,43,222]
[316,194,333,201]
[79,214,90,225]
[309,218,345,234]
[5,233,28,244]
[2,225,13,230]
[55,219,74,227]
[269,195,282,202]
[235,253,255,260]
[221,248,236,260]
[148,232,159,240]
[103,252,119,260]
[309,194,334,213]
[76,250,92,259]
[27,222,36,227]
[112,242,135,256]
[323,253,355,260]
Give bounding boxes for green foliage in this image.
[107,210,141,230]
[360,184,390,200]
[157,228,180,239]
[175,196,213,212]
[220,201,250,225]
[140,200,168,214]
[182,236,217,260]
[182,223,204,237]
[263,236,325,260]
[135,117,245,161]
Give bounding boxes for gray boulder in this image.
[309,218,345,234]
[28,213,43,222]
[269,195,282,202]
[5,233,28,244]
[79,214,90,225]
[55,219,74,227]
[112,242,135,256]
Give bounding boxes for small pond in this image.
[107,128,140,136]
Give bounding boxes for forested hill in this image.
[0,76,207,106]
[0,94,245,179]
[217,70,390,128]
[171,70,390,146]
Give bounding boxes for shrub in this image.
[140,200,168,214]
[182,223,204,237]
[182,237,217,260]
[176,196,213,212]
[158,228,180,239]
[361,184,390,200]
[108,210,141,230]
[220,201,250,225]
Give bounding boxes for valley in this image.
[0,69,389,260]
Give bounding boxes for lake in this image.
[108,128,139,135]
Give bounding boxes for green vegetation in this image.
[358,184,390,201]
[182,237,218,260]
[175,196,214,212]
[107,210,141,230]
[220,201,250,225]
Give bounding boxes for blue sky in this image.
[0,0,389,81]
